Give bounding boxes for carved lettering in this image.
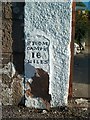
[26,38,50,65]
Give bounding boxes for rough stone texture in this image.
[2,73,24,105]
[4,3,12,19]
[2,2,24,106]
[11,74,24,105]
[1,53,12,86]
[0,4,2,119]
[2,83,12,105]
[2,20,12,53]
[2,3,12,53]
[1,59,24,105]
[2,53,12,65]
[25,1,72,108]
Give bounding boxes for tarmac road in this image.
[73,46,90,98]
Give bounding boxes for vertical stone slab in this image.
[25,1,72,108]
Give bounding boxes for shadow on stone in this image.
[12,2,25,75]
[11,2,25,106]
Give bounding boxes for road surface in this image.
[73,46,90,98]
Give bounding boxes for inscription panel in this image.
[25,34,50,73]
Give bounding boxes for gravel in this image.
[1,98,90,120]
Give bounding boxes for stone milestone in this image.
[25,1,72,109]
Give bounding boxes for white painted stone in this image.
[25,31,50,73]
[25,1,72,108]
[25,96,46,109]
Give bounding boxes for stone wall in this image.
[0,2,2,113]
[1,2,25,105]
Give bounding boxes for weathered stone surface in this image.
[1,2,25,106]
[0,75,2,106]
[1,53,13,88]
[1,62,16,88]
[4,3,12,19]
[2,20,12,53]
[11,74,24,105]
[0,29,2,38]
[2,53,12,65]
[0,47,1,68]
[2,74,11,88]
[2,3,5,19]
[25,1,72,108]
[1,62,24,105]
[2,83,12,105]
[2,80,21,106]
[0,38,2,51]
[0,20,1,27]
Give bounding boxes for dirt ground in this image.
[1,98,89,120]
